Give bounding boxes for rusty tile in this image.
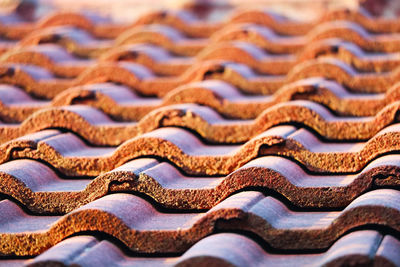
[0,78,398,124]
[0,3,400,265]
[375,235,400,266]
[2,44,95,78]
[0,99,399,145]
[2,56,399,103]
[99,44,193,76]
[299,38,400,73]
[1,6,400,42]
[18,26,113,58]
[7,37,400,82]
[3,124,400,175]
[1,189,400,256]
[212,21,400,54]
[229,6,400,35]
[0,126,290,176]
[2,154,400,214]
[3,231,392,266]
[14,18,400,58]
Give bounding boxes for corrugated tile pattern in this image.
[1,3,400,267]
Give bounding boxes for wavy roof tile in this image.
[2,189,400,256]
[1,3,400,266]
[1,154,400,214]
[2,231,398,266]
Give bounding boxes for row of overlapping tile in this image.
[3,6,400,39]
[1,4,400,267]
[2,231,397,266]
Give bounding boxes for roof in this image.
[0,2,400,267]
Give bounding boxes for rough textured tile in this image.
[1,190,400,256]
[4,231,392,266]
[0,99,399,145]
[2,154,400,214]
[1,4,400,265]
[3,124,400,175]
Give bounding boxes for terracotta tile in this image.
[18,26,113,58]
[0,63,72,98]
[8,37,400,82]
[2,6,400,42]
[3,56,400,106]
[3,123,400,175]
[229,7,400,36]
[2,44,95,78]
[2,57,397,113]
[1,190,400,256]
[0,99,399,145]
[0,3,400,264]
[99,44,193,76]
[299,38,400,72]
[2,154,400,214]
[375,235,400,267]
[2,126,291,176]
[1,78,398,124]
[7,231,392,266]
[13,18,400,58]
[212,21,400,54]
